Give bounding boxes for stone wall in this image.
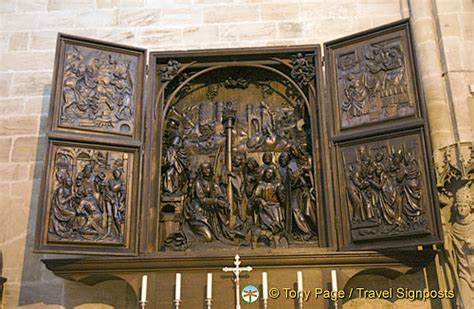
[0,0,472,308]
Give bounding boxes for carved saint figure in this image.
[50,172,76,238]
[244,157,261,225]
[185,163,234,242]
[449,186,473,309]
[77,188,105,239]
[229,154,246,227]
[285,145,318,240]
[342,74,369,117]
[104,168,126,238]
[254,167,285,246]
[162,119,189,195]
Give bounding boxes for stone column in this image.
[408,0,455,149]
[409,2,474,308]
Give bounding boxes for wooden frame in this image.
[325,19,442,250]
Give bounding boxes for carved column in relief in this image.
[435,142,474,309]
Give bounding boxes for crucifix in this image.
[222,254,253,309]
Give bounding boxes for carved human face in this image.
[279,153,289,167]
[264,168,275,182]
[455,202,471,219]
[113,169,121,179]
[262,152,273,165]
[201,163,212,178]
[233,155,243,168]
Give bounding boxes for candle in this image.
[207,273,213,299]
[331,270,338,292]
[175,273,181,300]
[297,271,303,292]
[140,275,148,302]
[262,272,268,300]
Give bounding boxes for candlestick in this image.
[175,273,181,301]
[205,298,212,309]
[140,275,148,302]
[297,271,303,309]
[262,272,268,300]
[297,271,303,291]
[207,273,213,299]
[331,270,337,292]
[331,270,338,309]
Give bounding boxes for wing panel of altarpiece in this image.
[35,34,146,255]
[325,20,442,250]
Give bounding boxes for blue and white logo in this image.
[241,284,259,304]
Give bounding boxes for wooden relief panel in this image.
[39,142,138,254]
[338,132,434,244]
[53,35,144,137]
[155,49,322,251]
[327,25,417,131]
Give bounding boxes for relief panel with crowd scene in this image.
[46,144,135,246]
[157,55,321,251]
[340,133,432,242]
[56,42,142,136]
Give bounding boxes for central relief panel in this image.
[155,51,322,251]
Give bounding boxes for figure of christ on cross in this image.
[222,254,253,309]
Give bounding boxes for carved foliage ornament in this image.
[47,146,131,245]
[59,44,139,135]
[290,52,316,87]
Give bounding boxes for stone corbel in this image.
[433,141,473,309]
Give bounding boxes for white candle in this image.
[331,270,338,292]
[140,275,148,302]
[207,273,213,299]
[262,272,268,300]
[175,273,181,300]
[297,271,303,292]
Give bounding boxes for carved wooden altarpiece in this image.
[35,19,446,308]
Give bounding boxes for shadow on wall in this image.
[342,268,433,309]
[17,86,137,308]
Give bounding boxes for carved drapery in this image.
[332,33,417,131]
[58,44,140,136]
[434,142,474,309]
[342,134,429,242]
[35,34,144,255]
[156,52,320,251]
[47,146,131,244]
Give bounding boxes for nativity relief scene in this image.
[158,54,320,251]
[46,145,132,245]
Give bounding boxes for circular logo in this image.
[241,284,260,304]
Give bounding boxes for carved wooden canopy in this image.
[34,19,442,258]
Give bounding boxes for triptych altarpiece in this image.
[35,20,442,259]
